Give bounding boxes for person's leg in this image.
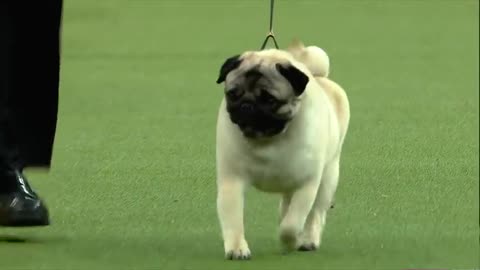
[0,1,63,227]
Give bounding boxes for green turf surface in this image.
[1,0,479,269]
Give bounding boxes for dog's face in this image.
[216,50,309,139]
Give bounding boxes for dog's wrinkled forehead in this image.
[229,51,289,81]
[216,50,310,97]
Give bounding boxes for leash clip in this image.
[260,31,279,50]
[259,0,279,50]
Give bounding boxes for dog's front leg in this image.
[217,178,251,260]
[279,177,321,252]
[299,159,340,251]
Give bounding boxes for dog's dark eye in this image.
[259,90,277,105]
[226,88,242,101]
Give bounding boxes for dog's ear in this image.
[287,38,305,52]
[275,63,309,96]
[216,55,242,84]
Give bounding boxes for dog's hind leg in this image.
[279,193,292,223]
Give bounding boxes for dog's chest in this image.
[242,140,318,193]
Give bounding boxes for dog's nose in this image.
[240,103,255,114]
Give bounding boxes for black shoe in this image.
[0,169,50,227]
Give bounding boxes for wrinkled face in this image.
[216,51,309,139]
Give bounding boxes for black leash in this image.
[260,0,280,50]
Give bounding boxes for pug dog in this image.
[215,40,350,260]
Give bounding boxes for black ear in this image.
[216,55,242,84]
[275,63,309,96]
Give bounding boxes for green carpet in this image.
[1,0,478,269]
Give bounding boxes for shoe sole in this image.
[0,209,50,227]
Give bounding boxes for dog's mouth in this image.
[227,103,289,139]
[237,122,287,139]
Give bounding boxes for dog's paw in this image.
[297,242,318,252]
[224,240,251,260]
[279,226,300,252]
[297,230,321,252]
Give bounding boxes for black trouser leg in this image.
[0,1,62,172]
[0,1,17,171]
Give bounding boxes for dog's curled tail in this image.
[288,39,330,78]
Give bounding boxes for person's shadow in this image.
[0,235,31,243]
[0,234,62,244]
